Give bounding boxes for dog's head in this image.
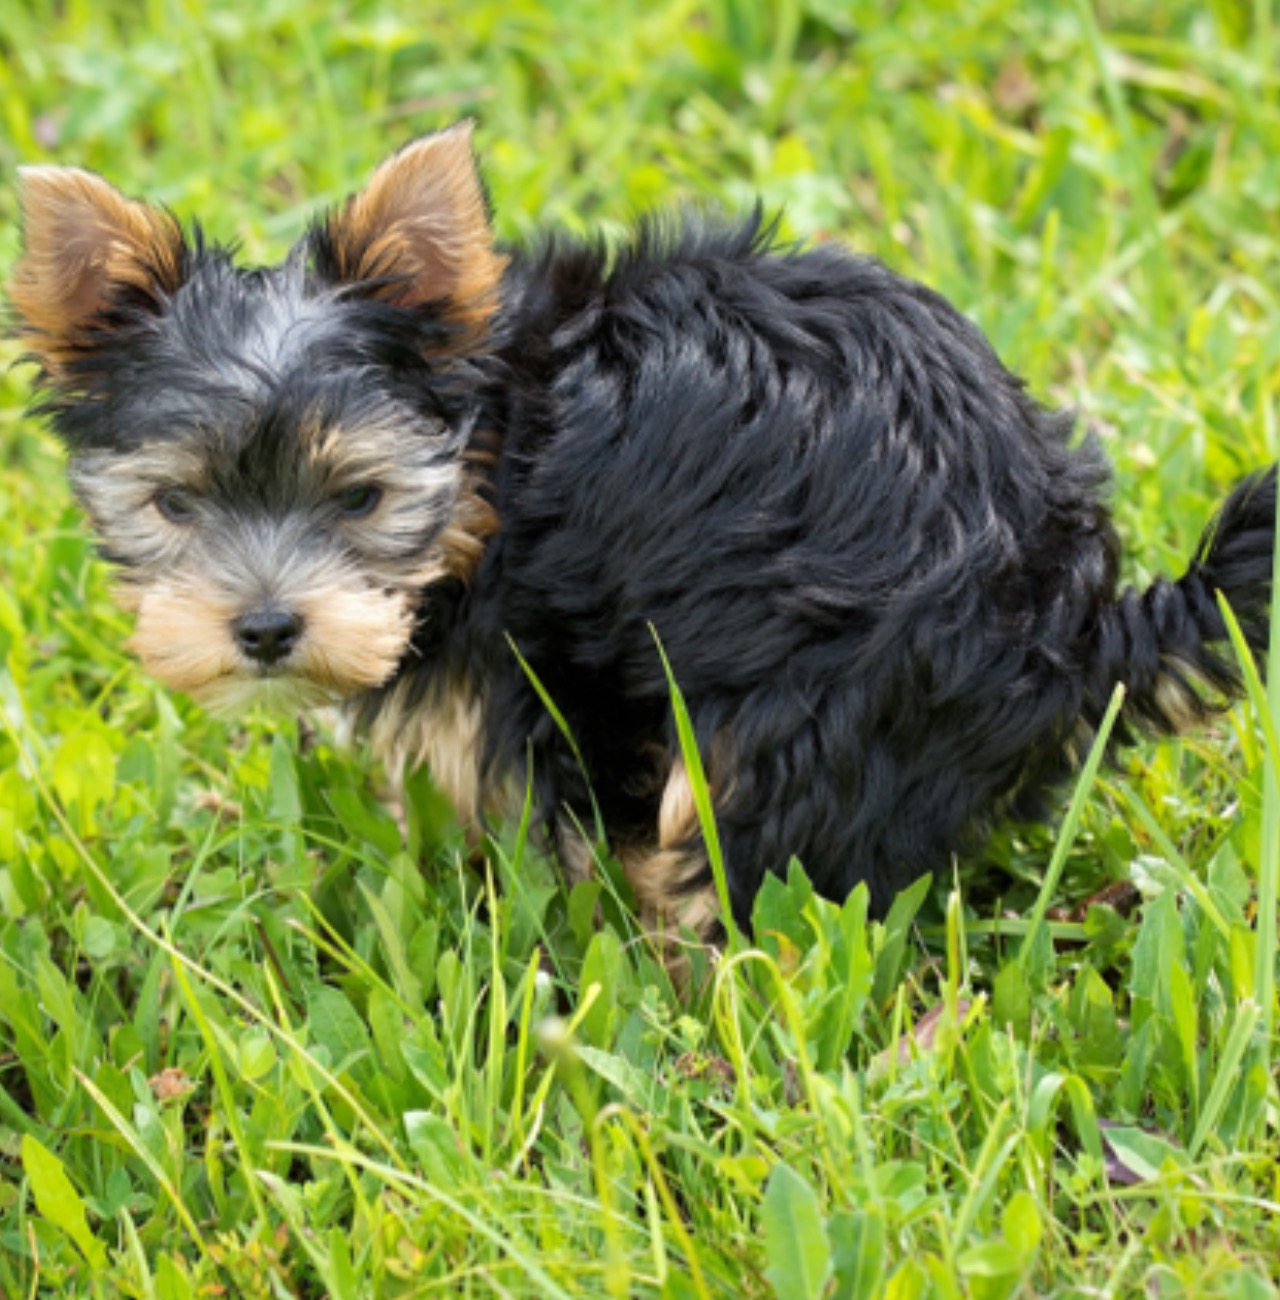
[10,124,503,714]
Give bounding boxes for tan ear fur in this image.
[323,121,507,342]
[10,166,185,373]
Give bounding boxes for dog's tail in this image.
[1087,465,1277,740]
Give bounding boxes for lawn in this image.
[2,0,1280,1295]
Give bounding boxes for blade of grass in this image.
[1217,594,1279,1070]
[1190,998,1260,1157]
[1113,778,1231,938]
[506,634,605,843]
[649,625,739,953]
[1019,683,1126,969]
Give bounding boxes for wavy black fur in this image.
[363,210,1276,925]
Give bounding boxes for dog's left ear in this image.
[318,121,506,342]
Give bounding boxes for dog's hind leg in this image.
[549,758,721,979]
[616,758,722,943]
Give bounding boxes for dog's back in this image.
[449,215,1111,920]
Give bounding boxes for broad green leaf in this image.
[405,1111,471,1188]
[156,1252,195,1300]
[580,929,623,1048]
[367,984,410,1083]
[1069,966,1123,1072]
[268,733,302,822]
[1167,959,1199,1111]
[884,1258,928,1300]
[269,733,305,871]
[80,915,116,960]
[21,1134,108,1269]
[326,785,402,860]
[753,870,813,961]
[957,1240,1022,1277]
[575,1044,660,1111]
[52,732,115,834]
[1130,889,1183,1031]
[872,874,930,1007]
[402,1022,449,1103]
[238,1030,277,1081]
[662,1273,701,1300]
[1102,1126,1189,1182]
[307,985,373,1080]
[360,880,423,1006]
[328,1226,359,1300]
[992,961,1031,1037]
[1001,1190,1042,1262]
[761,1164,831,1300]
[0,766,36,860]
[829,1209,886,1300]
[568,878,604,953]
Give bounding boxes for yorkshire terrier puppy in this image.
[11,123,1276,935]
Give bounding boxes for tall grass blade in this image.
[1019,684,1125,970]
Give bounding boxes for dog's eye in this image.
[154,488,197,524]
[335,485,383,518]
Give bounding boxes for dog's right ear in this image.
[10,166,186,375]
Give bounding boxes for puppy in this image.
[10,123,1275,936]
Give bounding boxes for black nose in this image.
[232,608,303,665]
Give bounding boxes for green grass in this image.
[3,0,1280,1295]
